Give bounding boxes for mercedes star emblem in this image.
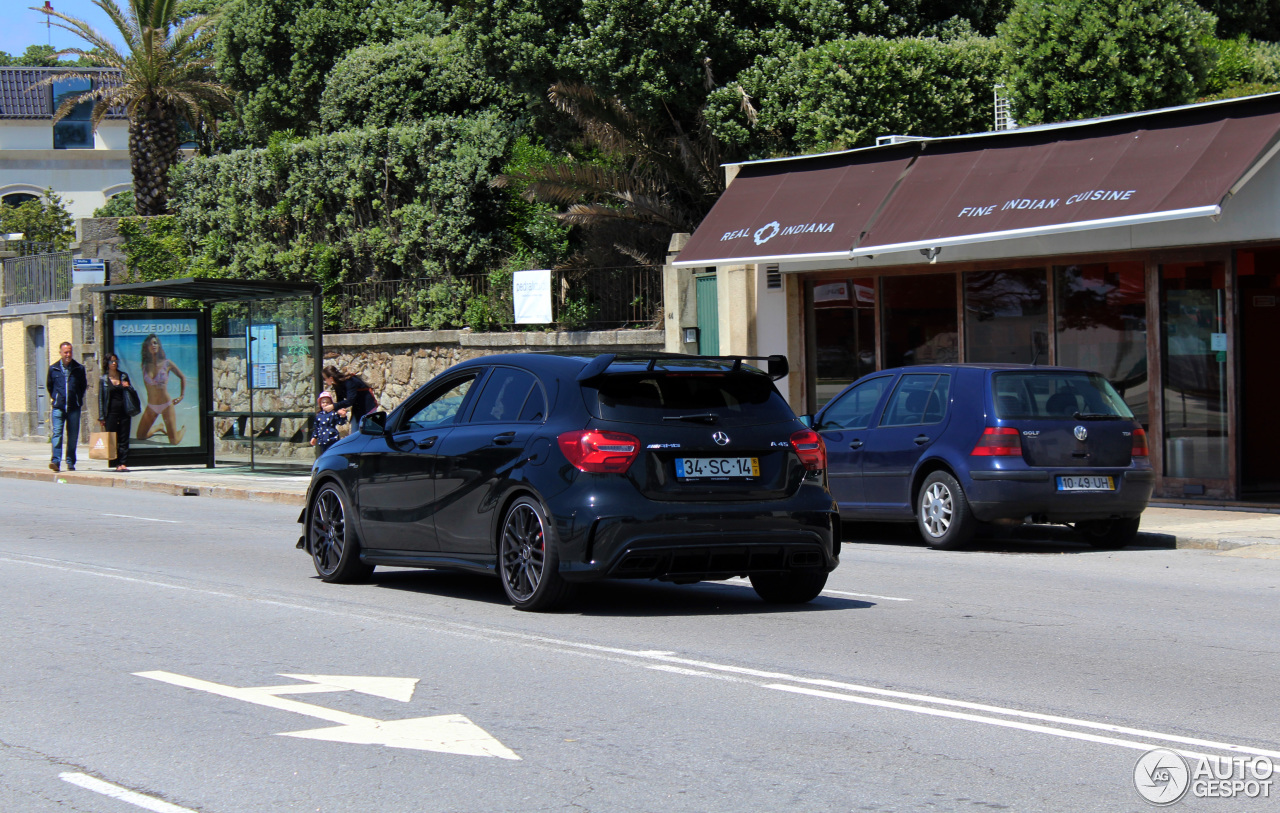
[712,431,730,446]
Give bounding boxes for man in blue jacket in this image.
[47,341,88,472]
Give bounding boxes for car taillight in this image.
[557,430,640,473]
[971,426,1022,456]
[790,429,826,471]
[1132,427,1149,458]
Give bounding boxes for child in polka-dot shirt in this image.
[310,391,348,453]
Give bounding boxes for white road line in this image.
[765,685,1221,759]
[821,588,913,601]
[104,513,182,524]
[722,577,913,601]
[59,772,196,813]
[8,554,1273,763]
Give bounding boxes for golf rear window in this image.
[993,371,1134,420]
[584,373,795,425]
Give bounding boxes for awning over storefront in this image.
[673,95,1280,266]
[671,146,917,267]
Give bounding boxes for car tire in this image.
[749,571,829,604]
[308,483,375,583]
[499,496,576,611]
[1076,517,1141,549]
[916,471,976,550]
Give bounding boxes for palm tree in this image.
[34,0,233,215]
[495,82,728,267]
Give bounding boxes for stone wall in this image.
[211,327,663,462]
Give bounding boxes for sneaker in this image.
[66,464,75,471]
[49,462,59,472]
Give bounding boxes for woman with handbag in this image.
[98,353,140,472]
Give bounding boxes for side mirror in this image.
[359,411,387,436]
[798,414,813,428]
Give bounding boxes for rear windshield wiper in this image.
[662,413,720,424]
[1072,411,1120,421]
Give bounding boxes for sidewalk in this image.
[2,438,1279,555]
[0,439,309,506]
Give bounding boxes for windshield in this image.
[583,372,796,426]
[992,371,1134,420]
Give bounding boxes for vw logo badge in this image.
[1074,425,1088,442]
[712,431,730,446]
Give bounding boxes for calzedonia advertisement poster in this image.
[107,311,209,464]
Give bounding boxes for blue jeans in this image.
[51,407,82,466]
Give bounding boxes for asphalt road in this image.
[1,478,1277,812]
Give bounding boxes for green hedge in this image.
[170,114,518,292]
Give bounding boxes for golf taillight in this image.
[790,429,827,471]
[557,430,640,473]
[971,426,1022,456]
[1132,427,1149,458]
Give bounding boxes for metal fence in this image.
[1,251,73,307]
[0,240,56,257]
[335,266,663,333]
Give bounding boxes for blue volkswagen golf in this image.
[813,364,1155,549]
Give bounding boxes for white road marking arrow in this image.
[135,670,519,760]
[276,673,419,702]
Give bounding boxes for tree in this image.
[36,0,235,215]
[93,190,136,217]
[0,188,75,249]
[705,35,1003,158]
[495,83,727,267]
[318,34,515,133]
[1196,1,1280,41]
[999,0,1217,125]
[215,0,441,143]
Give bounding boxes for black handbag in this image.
[124,384,143,418]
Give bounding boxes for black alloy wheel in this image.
[499,497,575,611]
[309,484,374,583]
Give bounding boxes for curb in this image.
[0,467,306,506]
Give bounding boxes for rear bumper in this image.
[965,467,1154,523]
[550,481,840,582]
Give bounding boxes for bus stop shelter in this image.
[90,277,323,471]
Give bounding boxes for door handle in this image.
[417,435,437,450]
[848,439,863,449]
[493,431,516,445]
[914,434,931,445]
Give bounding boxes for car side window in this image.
[402,375,477,431]
[467,367,538,424]
[517,380,548,423]
[880,374,950,427]
[816,376,890,430]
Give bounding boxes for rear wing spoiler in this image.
[576,353,789,382]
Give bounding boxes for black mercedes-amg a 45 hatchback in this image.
[298,353,839,610]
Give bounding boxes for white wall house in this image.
[0,67,131,222]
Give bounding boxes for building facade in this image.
[671,94,1280,503]
[0,67,131,220]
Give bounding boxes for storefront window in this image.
[881,274,957,368]
[1161,262,1227,480]
[810,279,875,406]
[1055,262,1147,426]
[963,269,1048,364]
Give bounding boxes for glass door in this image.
[1160,262,1228,483]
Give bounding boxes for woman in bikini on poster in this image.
[136,333,188,445]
